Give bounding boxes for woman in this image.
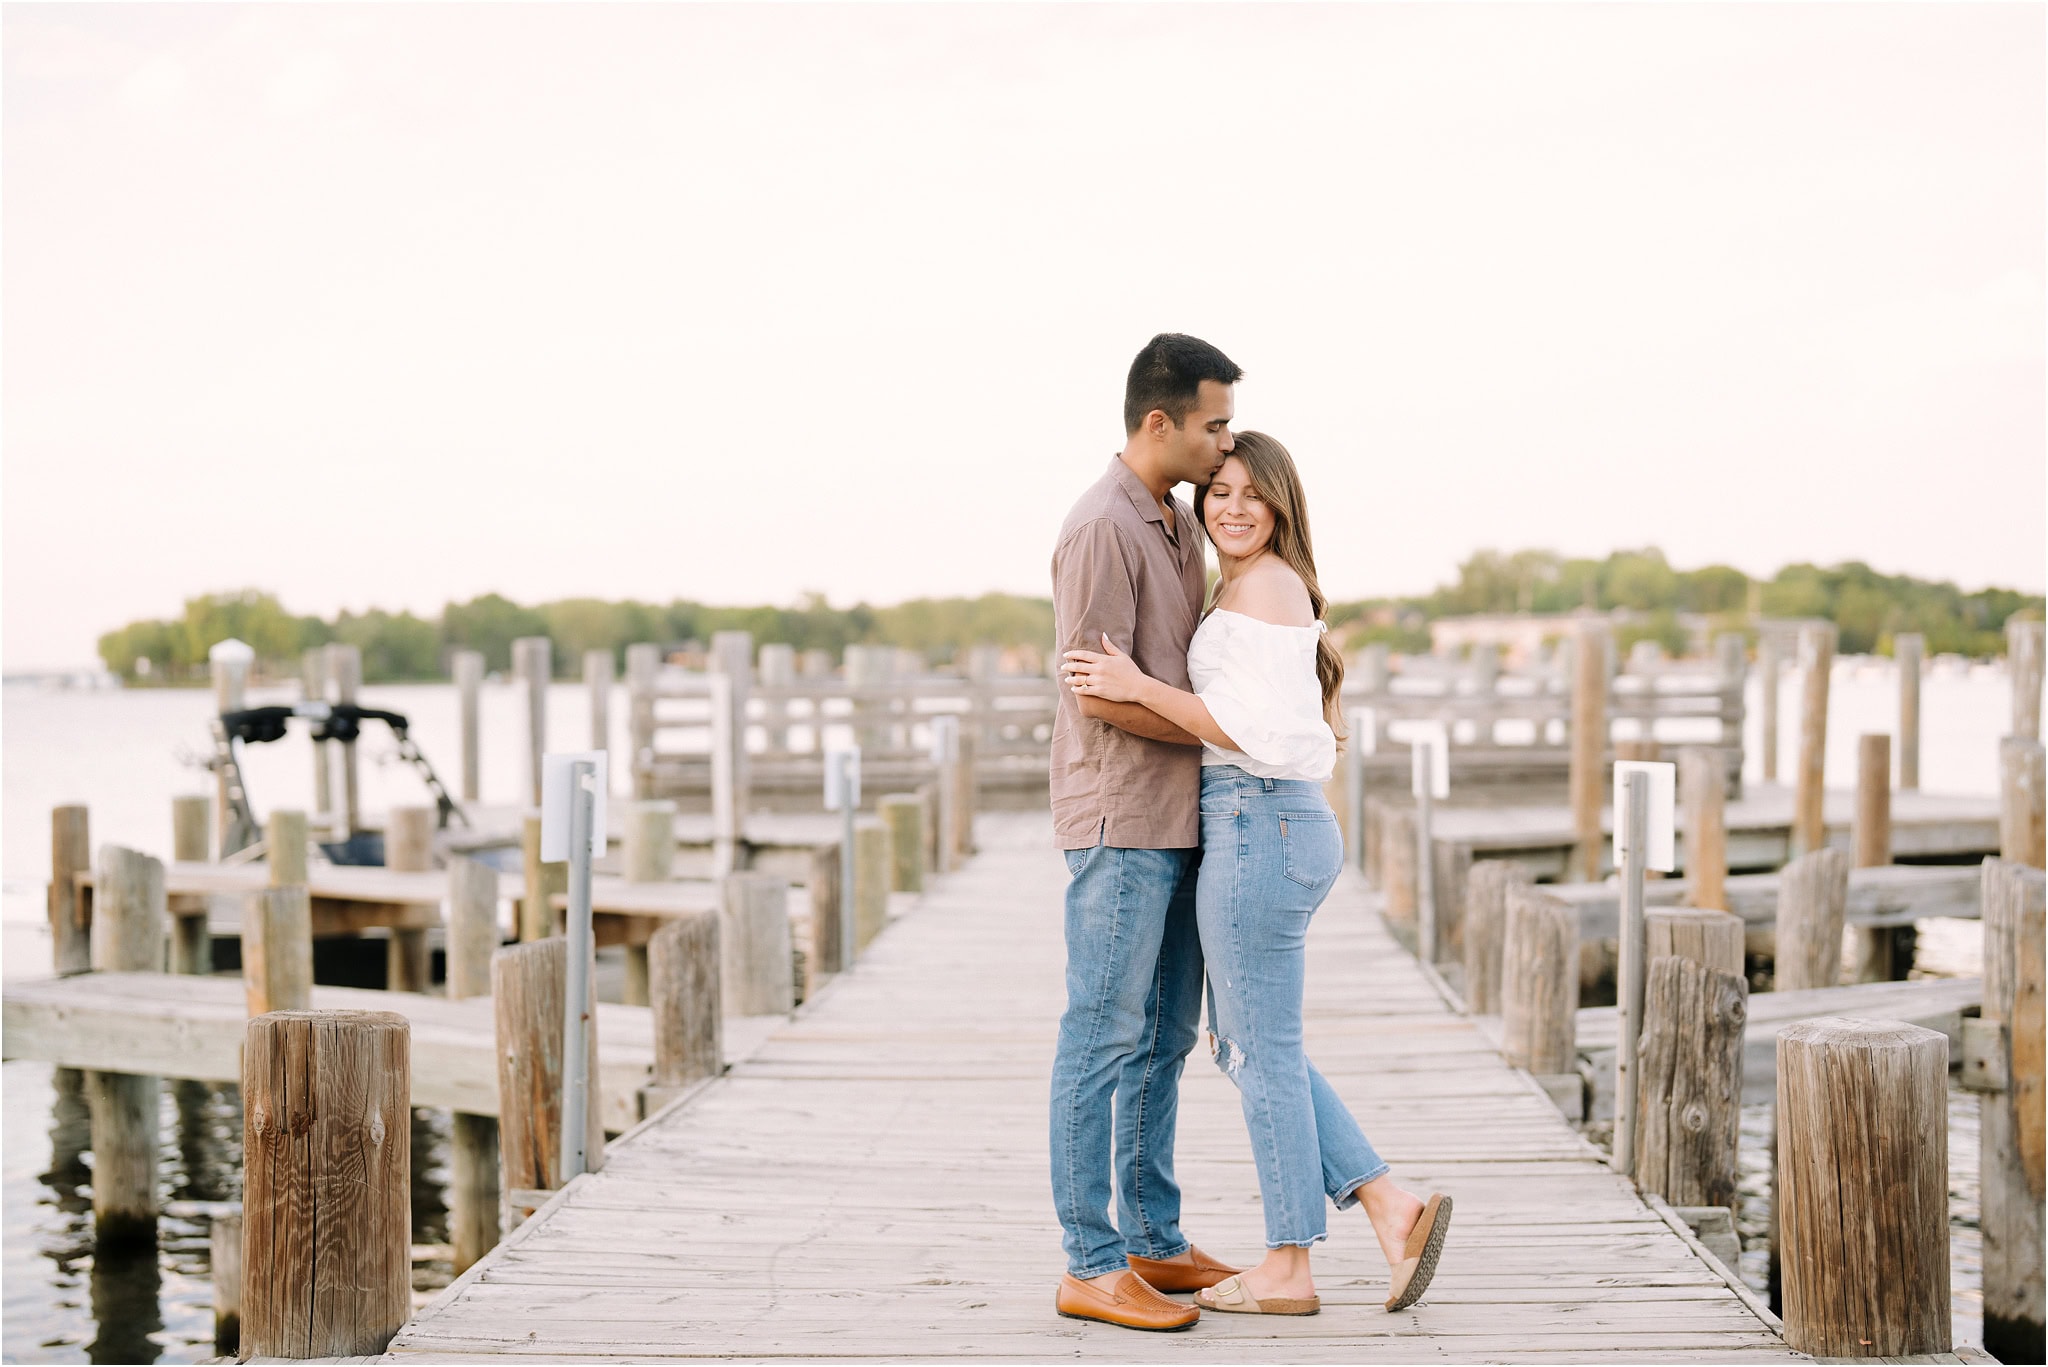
[1060,431,1452,1316]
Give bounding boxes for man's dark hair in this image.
[1123,333,1243,435]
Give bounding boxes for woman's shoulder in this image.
[1217,560,1315,628]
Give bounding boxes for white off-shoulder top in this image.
[1187,608,1337,783]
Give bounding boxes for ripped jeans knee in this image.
[1207,1029,1247,1083]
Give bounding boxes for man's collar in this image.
[1110,455,1168,526]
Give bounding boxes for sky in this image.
[3,1,2042,670]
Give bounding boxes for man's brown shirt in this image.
[1049,456,1208,850]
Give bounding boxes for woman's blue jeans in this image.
[1048,838,1204,1278]
[1199,765,1388,1248]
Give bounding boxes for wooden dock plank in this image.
[384,812,1803,1362]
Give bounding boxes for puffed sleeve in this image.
[1195,621,1336,777]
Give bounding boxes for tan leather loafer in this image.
[1055,1272,1201,1331]
[1126,1245,1245,1293]
[1385,1193,1453,1311]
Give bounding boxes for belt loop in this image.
[1262,777,1276,792]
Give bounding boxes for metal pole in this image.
[1612,769,1650,1179]
[561,759,596,1182]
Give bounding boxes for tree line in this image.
[98,550,2041,684]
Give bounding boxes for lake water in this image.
[0,662,2030,1360]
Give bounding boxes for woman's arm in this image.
[1061,636,1241,751]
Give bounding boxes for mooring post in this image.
[645,909,722,1115]
[211,1209,242,1354]
[245,810,312,1015]
[2012,618,2045,742]
[1792,624,1835,857]
[625,642,660,801]
[758,642,796,750]
[303,646,333,820]
[1632,952,1745,1210]
[384,805,436,993]
[445,854,501,1275]
[1569,622,1611,882]
[1776,1017,1951,1358]
[1775,847,1849,991]
[620,799,677,1006]
[86,845,166,1247]
[243,1009,412,1360]
[513,637,551,808]
[1500,884,1577,1083]
[951,729,979,861]
[1849,733,1905,982]
[710,629,756,809]
[493,937,601,1232]
[49,804,91,975]
[931,714,960,875]
[1895,633,1923,791]
[722,871,795,1016]
[453,648,484,804]
[1677,746,1726,912]
[211,647,251,856]
[1460,859,1531,1016]
[854,815,889,952]
[827,748,860,968]
[585,648,614,769]
[1972,857,2046,1363]
[328,642,364,837]
[1758,632,1782,785]
[521,813,565,941]
[1612,771,1650,1176]
[807,843,844,989]
[561,760,598,1182]
[708,671,740,880]
[879,793,926,894]
[170,794,212,974]
[2002,737,2046,869]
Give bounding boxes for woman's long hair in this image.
[1194,430,1348,742]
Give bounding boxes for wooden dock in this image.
[383,811,1855,1363]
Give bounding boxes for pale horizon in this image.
[6,2,2043,672]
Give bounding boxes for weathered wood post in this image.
[244,816,312,1017]
[1633,953,1746,1210]
[1343,721,1368,868]
[453,648,484,804]
[1469,641,1500,695]
[1774,846,1849,991]
[384,805,436,993]
[1776,1017,1951,1358]
[2003,737,2046,869]
[1677,747,1726,912]
[585,648,614,767]
[445,855,501,1275]
[645,910,723,1113]
[49,804,92,975]
[1792,624,1835,857]
[853,815,890,951]
[707,671,740,880]
[1895,633,1922,791]
[520,813,564,942]
[1849,733,1904,982]
[1570,622,1611,882]
[807,844,844,989]
[169,794,212,974]
[1362,794,1387,888]
[243,1009,412,1359]
[1381,804,1417,932]
[758,642,796,751]
[212,646,251,855]
[1461,859,1531,1016]
[328,642,364,835]
[710,629,755,828]
[86,849,167,1248]
[626,642,661,800]
[513,636,551,807]
[493,938,603,1230]
[1353,643,1389,693]
[303,646,333,820]
[619,799,677,1006]
[1972,857,2046,1363]
[1500,884,1577,1082]
[211,1209,243,1353]
[2012,617,2045,742]
[951,730,979,860]
[1644,907,1745,980]
[930,714,961,875]
[879,792,926,893]
[721,872,794,1016]
[1758,632,1782,784]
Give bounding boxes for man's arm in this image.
[1077,693,1203,746]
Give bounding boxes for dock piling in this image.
[1792,624,1836,857]
[243,887,313,1016]
[520,813,565,941]
[854,815,889,952]
[328,642,364,835]
[1677,747,1726,911]
[647,910,722,1109]
[1500,884,1577,1080]
[1896,633,1923,791]
[626,642,660,800]
[243,1008,412,1360]
[621,799,678,1006]
[880,793,925,893]
[1758,633,1782,784]
[445,855,501,1275]
[721,872,794,1016]
[1776,1016,1950,1357]
[211,1209,242,1354]
[1850,733,1906,982]
[807,844,844,986]
[585,648,614,764]
[384,806,436,992]
[1460,859,1530,1016]
[2002,737,2045,868]
[454,648,483,803]
[304,647,333,818]
[1976,856,2046,1362]
[1569,622,1610,882]
[1774,846,1849,991]
[513,637,551,807]
[1633,953,1745,1210]
[50,805,91,975]
[170,795,211,973]
[493,937,603,1229]
[2012,618,2045,741]
[1643,907,1744,980]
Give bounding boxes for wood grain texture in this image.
[521,815,565,943]
[1461,859,1531,1016]
[648,911,721,1087]
[1980,857,2046,1361]
[86,1067,159,1244]
[2001,738,2045,869]
[721,873,794,1017]
[1776,1016,1949,1358]
[447,856,500,1002]
[49,805,91,975]
[1792,625,1835,858]
[1677,748,1726,913]
[93,844,165,973]
[1773,847,1848,992]
[493,939,605,1204]
[1633,956,1745,1210]
[244,886,314,1016]
[1501,884,1577,1075]
[243,1008,412,1359]
[808,843,844,983]
[1643,908,1744,981]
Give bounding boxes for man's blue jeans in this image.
[1048,838,1204,1279]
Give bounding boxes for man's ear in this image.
[1146,408,1171,441]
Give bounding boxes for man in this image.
[1048,333,1243,1331]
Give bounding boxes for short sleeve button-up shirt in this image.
[1049,456,1209,850]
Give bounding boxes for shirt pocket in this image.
[1278,809,1342,891]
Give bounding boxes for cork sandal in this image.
[1385,1193,1453,1311]
[1194,1274,1321,1316]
